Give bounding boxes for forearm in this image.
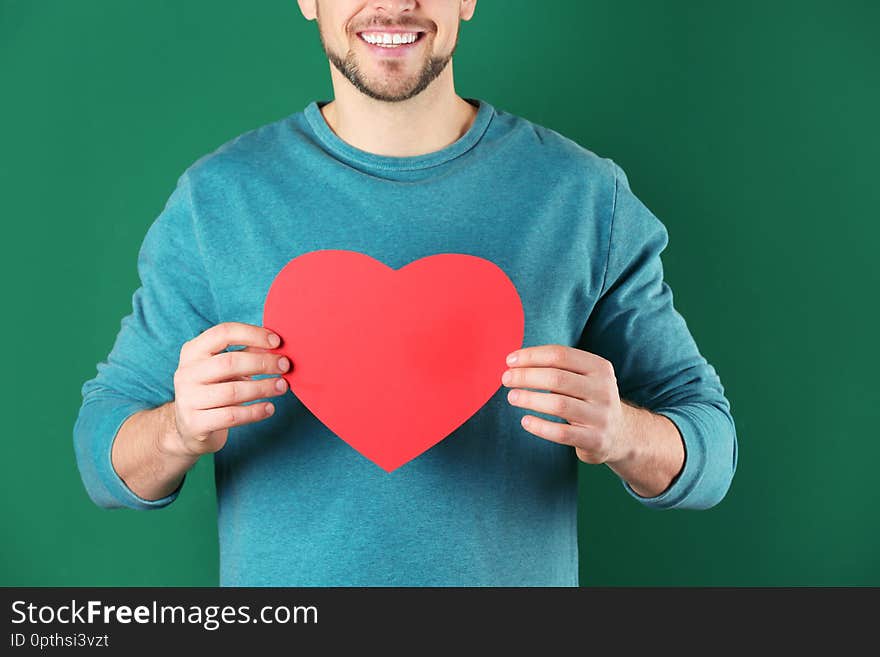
[110,401,199,502]
[606,401,686,498]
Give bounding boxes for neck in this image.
[319,65,479,157]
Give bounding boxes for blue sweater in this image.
[73,98,738,586]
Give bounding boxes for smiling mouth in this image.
[356,31,428,49]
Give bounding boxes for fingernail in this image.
[506,353,518,365]
[502,370,512,384]
[268,333,280,347]
[278,357,290,371]
[275,378,287,392]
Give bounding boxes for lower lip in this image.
[357,32,426,57]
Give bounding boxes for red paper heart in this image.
[262,250,524,472]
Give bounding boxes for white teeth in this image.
[360,32,419,46]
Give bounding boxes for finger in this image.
[506,344,614,378]
[519,414,590,447]
[501,366,591,399]
[189,377,288,410]
[193,401,277,433]
[507,389,597,426]
[184,350,291,384]
[182,322,282,363]
[233,347,278,378]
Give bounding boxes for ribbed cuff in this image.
[73,396,184,510]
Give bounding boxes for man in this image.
[74,0,737,586]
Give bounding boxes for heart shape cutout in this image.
[262,250,524,471]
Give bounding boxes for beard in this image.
[316,25,457,102]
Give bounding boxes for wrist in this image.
[605,401,641,467]
[155,402,200,465]
[606,406,685,498]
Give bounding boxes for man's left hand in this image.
[501,344,634,465]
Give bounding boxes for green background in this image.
[2,0,877,586]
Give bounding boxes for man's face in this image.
[311,0,468,102]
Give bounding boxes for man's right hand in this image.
[161,322,291,458]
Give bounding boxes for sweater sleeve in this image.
[73,170,218,510]
[577,161,738,510]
